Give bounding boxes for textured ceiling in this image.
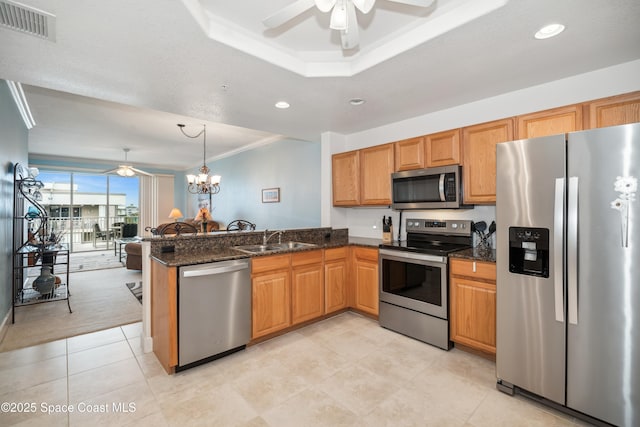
[0,0,639,170]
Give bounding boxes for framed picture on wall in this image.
[262,187,280,203]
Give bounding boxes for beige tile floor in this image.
[0,312,593,426]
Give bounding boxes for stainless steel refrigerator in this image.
[496,123,639,427]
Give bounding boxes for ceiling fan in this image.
[103,148,152,177]
[263,0,435,50]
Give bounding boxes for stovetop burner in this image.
[379,218,473,256]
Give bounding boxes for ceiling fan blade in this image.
[387,0,435,7]
[263,0,316,28]
[102,165,152,177]
[102,166,121,175]
[340,0,360,49]
[353,0,375,13]
[130,167,153,177]
[315,0,337,13]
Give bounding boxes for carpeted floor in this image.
[0,267,142,353]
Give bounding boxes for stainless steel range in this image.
[379,219,472,350]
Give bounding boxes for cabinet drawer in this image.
[324,247,347,261]
[251,254,290,274]
[352,246,378,262]
[291,250,323,266]
[450,258,496,281]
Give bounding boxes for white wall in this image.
[323,59,640,240]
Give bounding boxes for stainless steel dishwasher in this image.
[177,259,250,371]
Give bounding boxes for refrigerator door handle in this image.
[568,176,579,325]
[553,178,565,323]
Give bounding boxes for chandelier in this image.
[177,123,221,195]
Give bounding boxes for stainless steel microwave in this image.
[391,165,471,210]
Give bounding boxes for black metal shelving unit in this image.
[12,163,71,323]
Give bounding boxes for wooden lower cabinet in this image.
[251,255,291,339]
[352,247,379,316]
[324,247,348,314]
[151,259,178,374]
[449,258,496,355]
[291,250,324,325]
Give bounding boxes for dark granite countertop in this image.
[449,247,496,263]
[151,235,382,267]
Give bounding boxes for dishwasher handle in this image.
[182,260,249,278]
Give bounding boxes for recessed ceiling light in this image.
[535,24,565,40]
[349,98,365,106]
[275,101,290,109]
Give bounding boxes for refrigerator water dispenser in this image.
[508,227,550,277]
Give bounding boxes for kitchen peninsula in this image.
[147,227,381,373]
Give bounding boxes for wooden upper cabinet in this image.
[394,136,425,171]
[516,104,583,139]
[425,129,461,167]
[462,118,514,204]
[360,143,394,205]
[586,91,640,129]
[332,150,360,206]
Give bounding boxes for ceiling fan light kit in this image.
[329,0,348,31]
[103,148,152,177]
[264,0,436,50]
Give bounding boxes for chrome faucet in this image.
[263,229,283,245]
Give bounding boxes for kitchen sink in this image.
[233,241,316,254]
[278,241,316,249]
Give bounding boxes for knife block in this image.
[382,226,393,243]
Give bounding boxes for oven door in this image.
[379,249,448,319]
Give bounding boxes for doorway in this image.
[36,170,140,254]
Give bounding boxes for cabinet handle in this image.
[472,261,477,273]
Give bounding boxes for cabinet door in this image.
[394,137,425,171]
[450,276,496,354]
[291,251,324,325]
[462,118,514,204]
[325,263,347,314]
[586,91,640,129]
[332,151,360,206]
[252,270,290,339]
[352,247,379,315]
[516,104,583,139]
[425,129,461,167]
[360,144,394,205]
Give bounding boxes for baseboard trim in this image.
[0,308,12,345]
[142,335,153,354]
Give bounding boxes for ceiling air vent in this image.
[0,0,55,41]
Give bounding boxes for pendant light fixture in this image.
[177,123,221,196]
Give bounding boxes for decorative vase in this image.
[33,266,56,295]
[201,221,208,233]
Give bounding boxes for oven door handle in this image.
[379,248,447,264]
[438,173,446,202]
